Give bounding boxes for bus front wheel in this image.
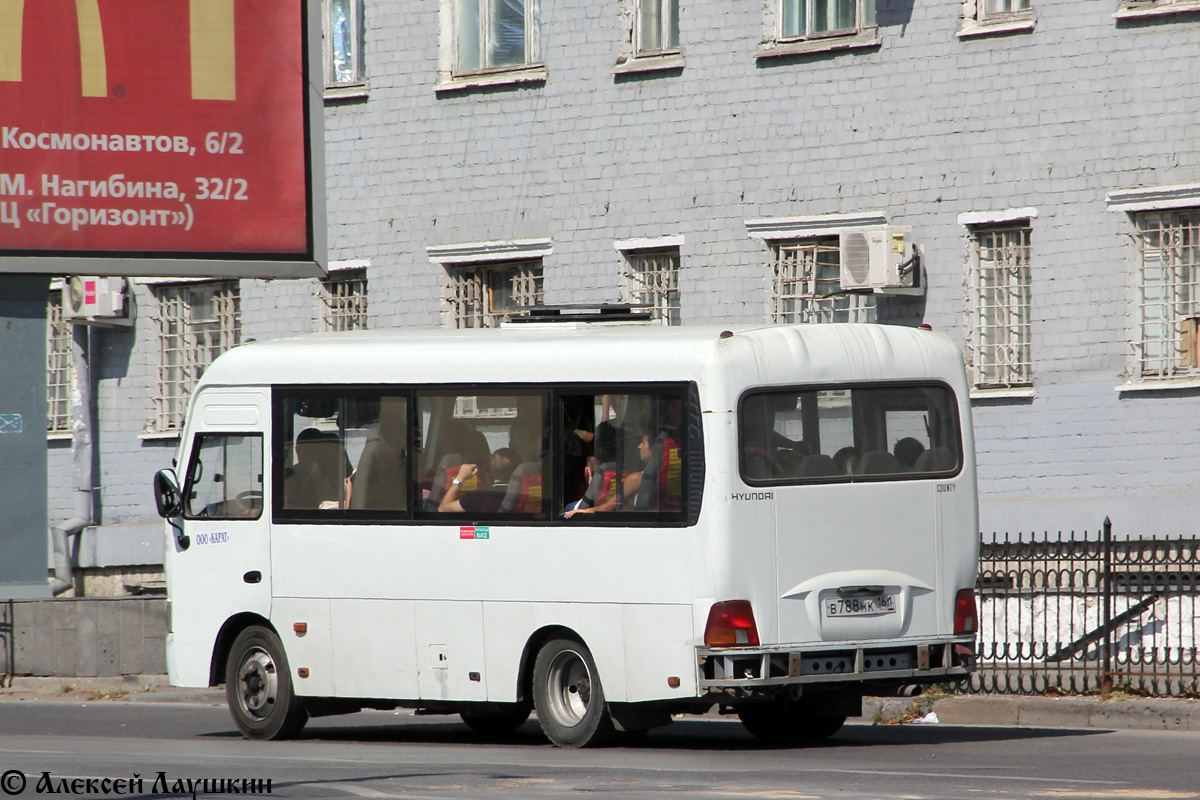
[225,625,309,740]
[532,638,615,748]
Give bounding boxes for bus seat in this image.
[349,438,406,511]
[858,451,901,475]
[500,462,543,513]
[799,453,838,478]
[914,447,956,473]
[287,428,348,509]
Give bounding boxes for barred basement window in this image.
[968,223,1033,389]
[621,249,680,325]
[771,238,875,324]
[148,282,241,434]
[447,260,543,328]
[46,292,72,435]
[1134,209,1200,380]
[318,269,368,331]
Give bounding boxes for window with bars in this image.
[148,282,241,434]
[621,249,681,326]
[318,269,368,332]
[47,292,72,435]
[447,261,543,328]
[324,0,365,90]
[967,224,1033,389]
[1133,210,1200,381]
[771,238,875,324]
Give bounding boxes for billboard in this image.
[0,0,324,278]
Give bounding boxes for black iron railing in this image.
[969,519,1200,697]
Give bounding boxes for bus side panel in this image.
[271,597,335,696]
[416,600,487,702]
[165,571,222,688]
[481,602,627,704]
[331,599,418,700]
[479,602,695,705]
[621,604,697,700]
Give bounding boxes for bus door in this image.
[741,385,961,645]
[170,391,272,655]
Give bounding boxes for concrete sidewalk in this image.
[3,676,1198,733]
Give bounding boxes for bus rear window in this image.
[739,384,961,484]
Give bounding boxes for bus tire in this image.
[225,625,308,740]
[738,698,845,744]
[460,706,532,735]
[532,638,615,748]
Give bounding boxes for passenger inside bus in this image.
[564,427,653,518]
[893,437,926,471]
[438,447,521,514]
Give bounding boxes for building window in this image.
[637,0,679,54]
[777,0,874,41]
[323,0,365,91]
[447,260,543,328]
[621,249,681,325]
[967,224,1033,389]
[959,0,1034,36]
[1133,210,1200,381]
[455,0,540,74]
[148,282,241,435]
[47,292,72,435]
[1115,0,1200,19]
[771,238,875,324]
[318,269,368,332]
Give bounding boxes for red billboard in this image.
[0,0,322,275]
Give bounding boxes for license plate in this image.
[825,594,896,617]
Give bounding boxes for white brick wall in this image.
[44,0,1200,549]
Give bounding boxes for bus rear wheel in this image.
[225,625,308,740]
[532,638,615,748]
[738,697,846,744]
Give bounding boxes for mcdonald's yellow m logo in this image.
[0,0,236,100]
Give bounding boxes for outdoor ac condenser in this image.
[63,276,132,326]
[838,227,922,295]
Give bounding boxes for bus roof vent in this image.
[504,304,657,325]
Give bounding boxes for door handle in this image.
[243,570,262,584]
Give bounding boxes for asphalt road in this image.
[0,701,1197,799]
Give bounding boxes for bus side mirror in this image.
[154,469,183,518]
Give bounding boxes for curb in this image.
[0,675,223,705]
[861,694,1200,732]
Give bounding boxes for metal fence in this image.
[968,520,1199,697]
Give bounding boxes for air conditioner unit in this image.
[838,227,922,295]
[64,276,132,326]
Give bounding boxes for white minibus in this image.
[154,313,979,747]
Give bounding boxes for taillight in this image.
[954,588,978,635]
[704,600,760,647]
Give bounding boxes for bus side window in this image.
[185,434,264,519]
[567,391,687,517]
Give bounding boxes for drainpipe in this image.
[49,324,93,596]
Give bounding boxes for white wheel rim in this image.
[237,646,279,720]
[546,649,593,728]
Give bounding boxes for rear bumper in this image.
[698,636,976,692]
